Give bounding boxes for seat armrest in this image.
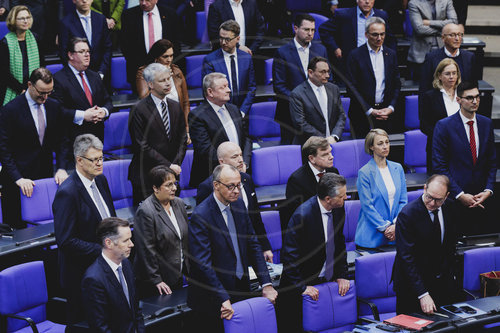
[4,313,39,333]
[357,297,380,321]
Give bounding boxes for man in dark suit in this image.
[346,16,401,138]
[128,63,187,205]
[207,0,265,54]
[53,133,116,329]
[196,141,273,262]
[278,173,350,333]
[319,0,395,72]
[0,67,70,229]
[58,0,112,78]
[188,164,278,332]
[202,20,256,115]
[433,81,496,236]
[82,217,145,333]
[393,175,458,315]
[120,0,180,89]
[53,37,113,142]
[290,56,346,145]
[188,72,251,187]
[419,23,477,95]
[273,13,329,145]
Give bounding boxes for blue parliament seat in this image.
[185,54,206,89]
[224,297,277,333]
[102,159,133,210]
[111,57,132,95]
[260,211,282,264]
[251,145,302,187]
[404,130,427,173]
[249,101,280,142]
[46,64,64,75]
[463,247,500,299]
[405,95,419,130]
[103,111,132,156]
[344,200,360,251]
[308,13,328,40]
[331,139,370,178]
[179,150,196,198]
[20,178,58,226]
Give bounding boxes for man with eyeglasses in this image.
[346,16,401,137]
[188,164,278,332]
[393,174,459,315]
[433,81,496,236]
[0,67,70,229]
[53,133,116,330]
[419,23,478,95]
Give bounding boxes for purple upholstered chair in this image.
[179,150,196,198]
[308,13,328,40]
[251,145,302,187]
[404,130,427,173]
[264,59,273,85]
[224,297,277,333]
[407,189,424,203]
[186,54,206,89]
[46,64,64,75]
[344,200,361,251]
[405,95,419,130]
[341,97,351,140]
[20,178,59,225]
[260,211,282,264]
[111,57,132,95]
[103,112,132,156]
[303,281,357,333]
[463,247,500,298]
[331,139,371,178]
[0,261,65,333]
[249,101,281,142]
[355,252,397,321]
[103,160,133,209]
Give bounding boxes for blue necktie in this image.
[117,266,130,306]
[225,206,244,279]
[82,16,92,46]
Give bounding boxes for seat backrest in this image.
[0,21,8,40]
[463,247,500,293]
[185,54,206,89]
[196,11,207,42]
[403,9,413,38]
[286,0,321,12]
[303,281,357,333]
[0,261,48,332]
[308,13,328,40]
[252,145,302,186]
[260,211,282,264]
[344,200,361,251]
[407,189,424,203]
[46,63,64,75]
[20,178,59,225]
[179,150,196,198]
[249,101,280,141]
[341,97,351,136]
[404,130,427,173]
[405,95,419,130]
[355,252,396,317]
[224,297,277,333]
[103,160,133,209]
[332,139,370,178]
[111,57,132,93]
[103,112,132,155]
[264,58,273,85]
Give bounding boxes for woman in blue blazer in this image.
[355,129,408,249]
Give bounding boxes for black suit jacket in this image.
[52,65,113,141]
[120,5,180,86]
[392,197,457,313]
[196,173,272,251]
[188,195,271,314]
[188,102,251,187]
[281,196,348,292]
[53,171,116,290]
[58,10,112,76]
[207,0,265,53]
[128,95,187,187]
[82,256,145,333]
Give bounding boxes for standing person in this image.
[92,0,126,31]
[53,134,116,329]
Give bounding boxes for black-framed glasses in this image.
[368,32,385,38]
[423,192,446,205]
[219,35,238,43]
[162,181,179,189]
[216,181,241,192]
[443,33,464,38]
[32,85,54,96]
[79,155,104,164]
[459,94,480,102]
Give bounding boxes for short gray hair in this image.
[73,134,103,157]
[365,16,386,33]
[212,164,238,182]
[143,63,170,83]
[317,173,346,199]
[203,72,227,94]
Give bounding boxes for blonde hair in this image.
[6,6,32,32]
[432,58,461,90]
[364,128,389,155]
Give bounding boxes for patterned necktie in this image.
[82,16,92,46]
[325,211,335,281]
[161,101,170,139]
[225,206,244,279]
[90,182,109,219]
[79,72,93,106]
[467,120,477,165]
[432,209,442,245]
[117,266,130,306]
[36,103,45,145]
[148,12,155,50]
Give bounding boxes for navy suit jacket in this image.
[432,111,496,197]
[82,256,145,333]
[281,196,348,292]
[53,171,116,289]
[188,195,271,313]
[207,0,265,53]
[58,10,112,76]
[202,49,256,115]
[188,102,251,187]
[273,40,328,123]
[53,65,113,141]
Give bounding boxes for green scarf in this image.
[3,30,40,105]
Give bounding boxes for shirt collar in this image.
[308,161,324,177]
[357,6,374,18]
[293,37,310,51]
[150,93,168,107]
[75,168,95,189]
[143,5,159,16]
[207,100,225,113]
[25,89,38,107]
[439,88,457,98]
[459,108,476,125]
[213,192,230,213]
[444,46,460,58]
[77,10,91,19]
[222,49,237,57]
[367,42,383,54]
[317,196,330,214]
[68,63,83,76]
[101,252,122,272]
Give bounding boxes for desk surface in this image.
[0,223,55,257]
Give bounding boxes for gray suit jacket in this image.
[133,195,189,289]
[407,0,457,63]
[289,81,346,145]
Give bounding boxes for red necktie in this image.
[148,12,155,50]
[318,172,325,179]
[79,72,93,106]
[467,120,477,165]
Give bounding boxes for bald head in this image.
[217,142,246,173]
[442,23,464,54]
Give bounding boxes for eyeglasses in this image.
[368,32,385,38]
[459,94,480,102]
[219,35,238,43]
[32,85,54,96]
[162,181,179,189]
[79,155,104,164]
[16,16,32,21]
[216,181,241,192]
[423,192,446,205]
[73,50,90,55]
[443,33,464,38]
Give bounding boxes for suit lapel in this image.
[20,96,41,146]
[73,172,103,220]
[476,116,488,159]
[153,195,181,239]
[325,84,333,120]
[210,197,236,256]
[362,46,376,82]
[98,257,133,313]
[304,164,319,196]
[226,104,242,143]
[370,159,390,209]
[65,67,92,108]
[388,162,401,216]
[303,83,325,119]
[223,0,235,20]
[96,175,115,216]
[452,112,473,165]
[147,95,170,141]
[288,43,305,80]
[311,199,326,244]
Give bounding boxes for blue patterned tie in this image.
[225,206,244,279]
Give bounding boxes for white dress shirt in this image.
[378,166,396,211]
[293,37,310,77]
[207,100,240,145]
[25,91,46,134]
[142,5,162,52]
[222,49,239,93]
[165,204,184,268]
[101,252,127,289]
[440,88,459,117]
[308,79,330,136]
[308,162,324,183]
[367,44,385,105]
[229,0,246,47]
[150,93,170,120]
[356,6,374,47]
[459,110,479,158]
[444,47,460,58]
[75,169,111,218]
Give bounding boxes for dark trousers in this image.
[1,180,26,229]
[64,286,85,333]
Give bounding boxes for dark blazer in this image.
[432,111,496,197]
[120,5,180,86]
[188,195,271,314]
[53,171,116,289]
[346,43,401,137]
[273,40,328,125]
[207,0,265,53]
[196,173,272,251]
[128,95,187,187]
[392,197,457,314]
[419,48,477,95]
[82,256,145,333]
[281,196,348,292]
[188,102,251,187]
[133,195,188,295]
[58,10,112,76]
[289,81,346,145]
[52,65,113,141]
[202,48,256,115]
